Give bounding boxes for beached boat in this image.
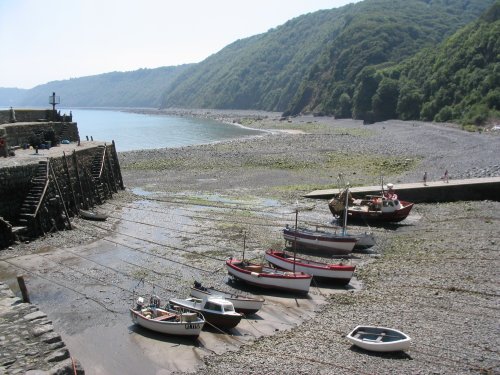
[346,325,412,352]
[264,249,355,284]
[329,185,414,223]
[168,296,243,330]
[190,281,265,315]
[283,225,358,255]
[79,209,108,221]
[129,296,205,337]
[226,257,312,294]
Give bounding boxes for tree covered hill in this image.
[370,1,500,126]
[2,65,190,108]
[1,0,497,127]
[161,0,494,118]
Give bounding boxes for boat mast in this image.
[242,231,246,261]
[342,187,348,236]
[293,209,298,273]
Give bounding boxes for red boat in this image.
[329,185,414,223]
[265,249,355,285]
[226,258,312,294]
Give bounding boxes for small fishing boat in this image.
[283,225,358,255]
[329,184,413,223]
[168,296,243,330]
[129,296,205,337]
[190,281,265,315]
[346,325,412,352]
[226,258,312,294]
[79,209,108,221]
[264,249,355,284]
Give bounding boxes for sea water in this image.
[66,108,264,152]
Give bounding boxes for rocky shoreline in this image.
[1,112,499,374]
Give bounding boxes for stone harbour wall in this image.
[1,122,80,147]
[0,282,84,374]
[0,165,39,222]
[0,147,103,223]
[0,142,124,246]
[0,109,72,125]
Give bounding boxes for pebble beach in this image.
[1,111,499,374]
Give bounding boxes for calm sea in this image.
[65,109,264,152]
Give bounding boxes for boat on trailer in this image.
[264,249,355,285]
[190,281,265,315]
[346,325,411,352]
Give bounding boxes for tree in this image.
[396,80,423,120]
[335,93,352,118]
[352,67,379,120]
[372,77,399,121]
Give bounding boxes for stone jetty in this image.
[0,282,84,374]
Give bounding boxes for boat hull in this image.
[347,325,411,352]
[346,201,414,223]
[129,308,204,337]
[226,259,311,294]
[190,286,264,315]
[168,299,242,330]
[264,250,355,284]
[79,209,107,221]
[283,227,357,255]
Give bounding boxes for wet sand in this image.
[0,192,363,374]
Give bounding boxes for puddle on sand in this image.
[62,319,206,375]
[131,187,157,197]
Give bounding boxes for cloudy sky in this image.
[0,0,359,89]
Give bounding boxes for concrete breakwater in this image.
[0,281,84,374]
[304,177,500,203]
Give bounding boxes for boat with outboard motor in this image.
[129,295,205,337]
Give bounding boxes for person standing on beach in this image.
[441,169,449,183]
[423,172,428,186]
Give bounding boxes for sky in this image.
[0,0,360,89]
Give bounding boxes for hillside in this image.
[1,65,191,108]
[1,0,497,126]
[374,1,500,126]
[161,0,494,116]
[0,88,27,107]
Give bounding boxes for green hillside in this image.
[2,0,497,127]
[372,1,500,126]
[160,7,354,110]
[162,0,494,117]
[13,65,191,108]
